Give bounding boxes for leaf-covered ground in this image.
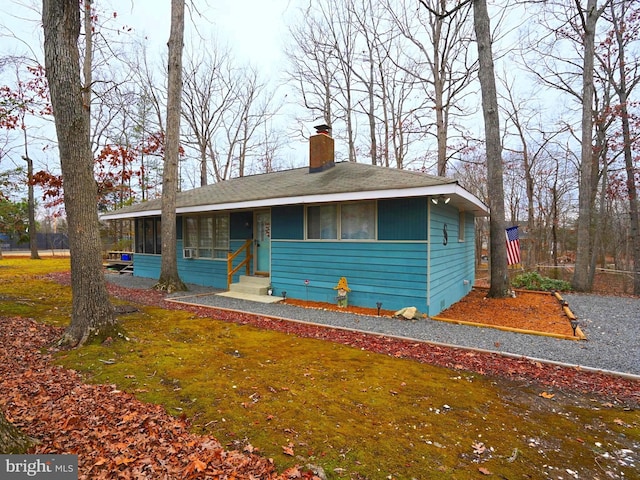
[0,316,313,479]
[1,260,639,479]
[89,272,639,404]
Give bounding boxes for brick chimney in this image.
[309,124,334,173]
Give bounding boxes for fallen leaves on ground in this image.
[11,271,634,479]
[0,315,319,480]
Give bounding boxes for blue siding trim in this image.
[429,206,475,315]
[132,253,161,279]
[378,198,427,241]
[131,239,240,289]
[272,205,304,240]
[128,199,477,317]
[270,241,428,312]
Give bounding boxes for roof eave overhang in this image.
[100,184,490,221]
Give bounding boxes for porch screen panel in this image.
[155,219,162,254]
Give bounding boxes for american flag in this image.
[506,226,521,265]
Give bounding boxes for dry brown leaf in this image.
[282,445,295,456]
[472,442,486,454]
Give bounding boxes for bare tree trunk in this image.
[42,0,118,347]
[473,0,509,297]
[610,2,640,295]
[573,0,603,292]
[155,0,186,293]
[0,409,35,454]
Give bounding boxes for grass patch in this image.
[2,258,639,479]
[0,257,72,326]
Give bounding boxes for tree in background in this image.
[0,61,52,259]
[598,0,640,294]
[573,0,610,292]
[42,0,117,346]
[391,0,477,176]
[155,0,186,293]
[471,0,509,297]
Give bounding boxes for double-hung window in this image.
[306,201,376,240]
[183,214,229,259]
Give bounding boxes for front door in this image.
[255,210,271,274]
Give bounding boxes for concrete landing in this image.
[216,291,284,304]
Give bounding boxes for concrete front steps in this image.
[217,275,282,304]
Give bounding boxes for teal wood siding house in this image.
[101,129,489,316]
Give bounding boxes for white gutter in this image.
[100,184,489,221]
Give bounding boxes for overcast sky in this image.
[1,0,301,67]
[114,0,300,73]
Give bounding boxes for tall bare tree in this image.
[182,41,235,186]
[572,0,610,291]
[155,0,186,292]
[393,0,477,175]
[42,0,117,346]
[472,0,509,297]
[601,0,640,294]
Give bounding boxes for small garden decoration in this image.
[333,276,351,307]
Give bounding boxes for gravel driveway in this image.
[106,274,640,377]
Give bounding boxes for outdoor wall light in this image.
[570,319,579,336]
[376,302,383,316]
[431,195,451,205]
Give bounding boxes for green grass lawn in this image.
[2,257,638,479]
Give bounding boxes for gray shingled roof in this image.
[101,162,489,219]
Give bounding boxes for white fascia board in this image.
[101,185,490,220]
[101,210,161,221]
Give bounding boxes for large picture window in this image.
[307,201,375,240]
[184,214,229,259]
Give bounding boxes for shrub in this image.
[511,271,572,292]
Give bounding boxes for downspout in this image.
[426,199,432,316]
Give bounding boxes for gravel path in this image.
[106,274,640,377]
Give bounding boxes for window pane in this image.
[199,217,214,258]
[214,215,229,259]
[215,215,229,249]
[341,202,375,239]
[307,205,337,239]
[184,217,198,248]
